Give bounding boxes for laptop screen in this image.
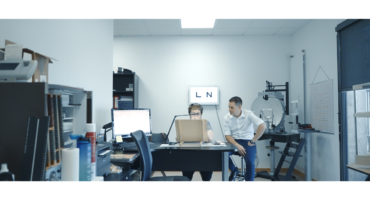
[111,108,151,138]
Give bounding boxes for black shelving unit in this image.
[113,73,138,109]
[0,82,92,181]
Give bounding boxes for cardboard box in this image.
[0,40,57,83]
[175,119,208,144]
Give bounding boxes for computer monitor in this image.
[111,108,152,139]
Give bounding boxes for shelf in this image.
[64,140,73,146]
[62,105,74,108]
[113,73,135,77]
[354,112,370,118]
[64,129,73,133]
[63,117,74,120]
[113,90,133,93]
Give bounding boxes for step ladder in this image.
[272,137,306,181]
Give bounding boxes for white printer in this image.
[0,59,38,82]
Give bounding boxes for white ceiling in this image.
[114,19,312,36]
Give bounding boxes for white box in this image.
[63,122,73,130]
[61,95,69,106]
[92,176,104,181]
[355,154,370,166]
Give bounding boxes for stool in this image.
[266,145,279,175]
[233,152,245,181]
[234,152,260,181]
[255,141,279,180]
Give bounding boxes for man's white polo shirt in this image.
[224,109,264,140]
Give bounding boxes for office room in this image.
[0,0,368,198]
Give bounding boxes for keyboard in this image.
[113,141,158,152]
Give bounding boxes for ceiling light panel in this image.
[181,19,215,28]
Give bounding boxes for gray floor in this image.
[132,170,305,181]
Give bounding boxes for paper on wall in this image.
[5,44,23,60]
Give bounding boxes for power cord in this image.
[215,105,227,142]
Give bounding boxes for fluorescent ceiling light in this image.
[181,19,215,28]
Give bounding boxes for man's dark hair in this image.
[229,96,242,106]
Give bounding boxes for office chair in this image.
[149,133,168,177]
[131,130,190,181]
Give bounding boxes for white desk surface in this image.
[347,163,370,175]
[160,143,226,148]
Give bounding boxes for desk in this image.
[109,143,237,181]
[347,163,370,175]
[259,133,301,142]
[104,169,135,181]
[347,163,370,181]
[134,143,237,181]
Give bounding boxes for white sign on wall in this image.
[310,80,334,134]
[189,87,219,105]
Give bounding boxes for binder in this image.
[52,95,61,162]
[21,116,50,181]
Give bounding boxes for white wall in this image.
[114,36,292,168]
[0,19,113,132]
[290,19,345,180]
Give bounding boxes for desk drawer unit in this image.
[96,144,111,177]
[152,150,223,171]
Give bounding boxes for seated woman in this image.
[182,103,223,181]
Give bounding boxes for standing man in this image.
[224,96,266,181]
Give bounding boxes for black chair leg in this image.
[161,171,166,177]
[366,175,370,181]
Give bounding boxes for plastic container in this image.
[77,137,91,181]
[85,124,96,180]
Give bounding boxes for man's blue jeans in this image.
[229,139,256,181]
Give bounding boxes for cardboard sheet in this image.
[175,119,208,143]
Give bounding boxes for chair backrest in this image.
[131,130,153,181]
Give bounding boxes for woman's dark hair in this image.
[188,103,203,114]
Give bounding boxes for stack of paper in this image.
[110,153,138,162]
[118,96,133,109]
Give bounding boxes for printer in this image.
[0,59,38,82]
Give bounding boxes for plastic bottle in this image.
[85,123,96,180]
[77,137,91,181]
[0,163,15,181]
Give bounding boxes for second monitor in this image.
[111,108,152,139]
